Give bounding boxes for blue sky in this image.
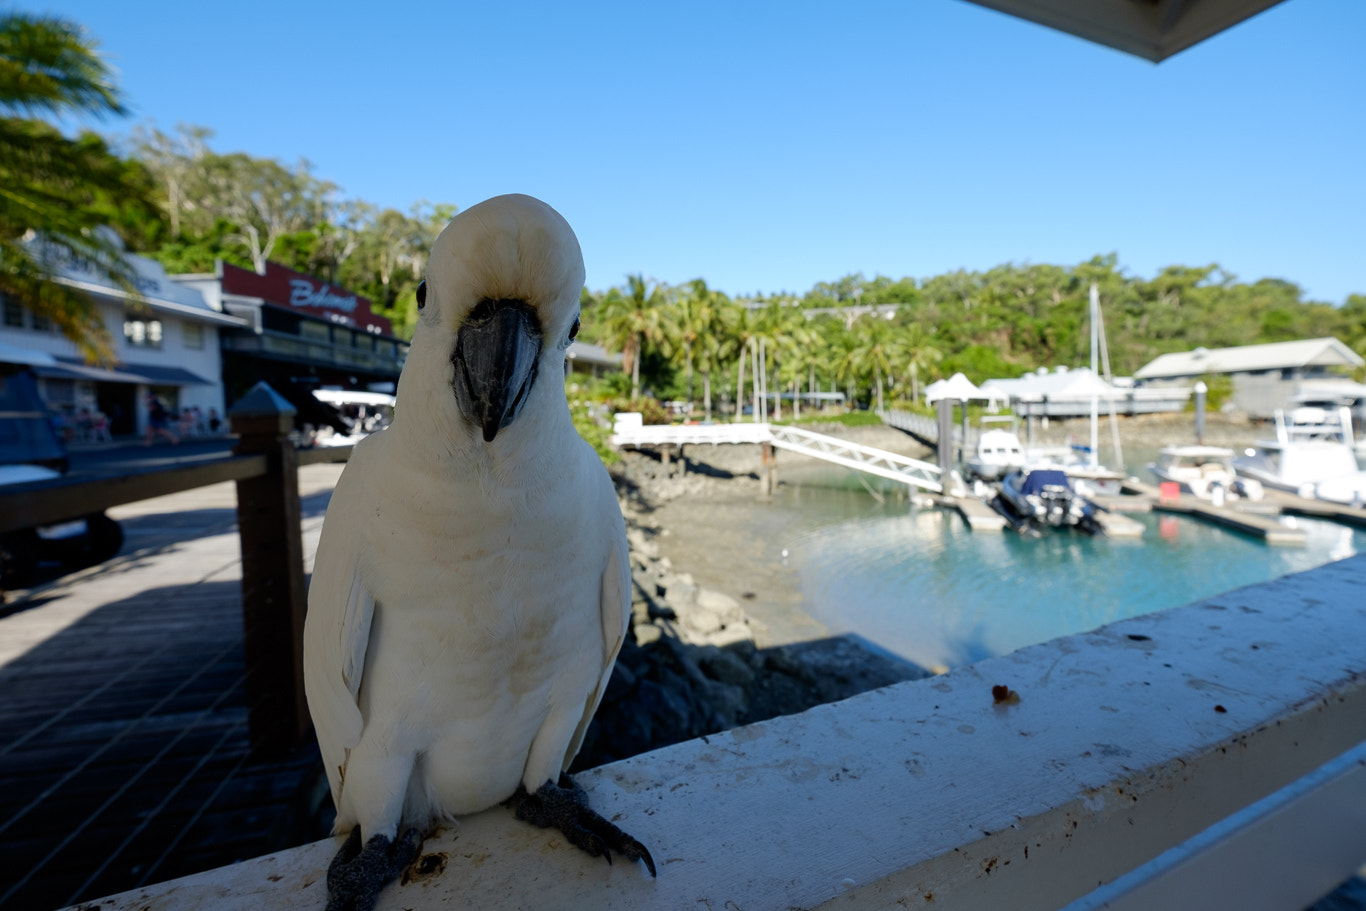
[30,0,1366,303]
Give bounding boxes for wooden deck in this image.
[1121,479,1309,546]
[0,465,345,911]
[942,494,1007,531]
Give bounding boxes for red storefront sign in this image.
[220,261,393,335]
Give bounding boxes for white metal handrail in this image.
[765,424,943,492]
[610,416,944,492]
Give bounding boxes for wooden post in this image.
[761,441,776,496]
[1194,381,1208,445]
[229,382,309,757]
[936,398,954,474]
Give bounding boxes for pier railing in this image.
[65,553,1366,910]
[6,392,1366,909]
[881,407,978,449]
[610,414,945,492]
[0,381,344,757]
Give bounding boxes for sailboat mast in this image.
[1089,283,1100,468]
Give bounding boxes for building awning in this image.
[33,357,213,386]
[0,341,59,367]
[123,362,214,385]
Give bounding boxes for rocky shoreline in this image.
[574,439,932,770]
[577,412,1261,769]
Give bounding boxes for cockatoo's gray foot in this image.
[510,774,656,877]
[324,825,422,911]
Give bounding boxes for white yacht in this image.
[1149,444,1263,503]
[966,428,1027,481]
[1235,405,1366,505]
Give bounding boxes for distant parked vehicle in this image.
[0,362,123,588]
[306,388,395,447]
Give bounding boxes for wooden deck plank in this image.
[0,466,344,909]
[1122,479,1308,545]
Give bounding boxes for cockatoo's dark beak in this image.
[451,298,542,442]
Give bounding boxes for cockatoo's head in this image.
[405,194,585,445]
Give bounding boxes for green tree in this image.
[185,152,333,273]
[601,274,668,400]
[899,323,943,405]
[844,316,904,412]
[663,278,729,414]
[0,12,148,363]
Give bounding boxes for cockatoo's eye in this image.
[569,316,580,341]
[416,280,427,310]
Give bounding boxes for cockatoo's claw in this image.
[511,776,657,877]
[324,825,423,911]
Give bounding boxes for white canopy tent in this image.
[924,372,1009,407]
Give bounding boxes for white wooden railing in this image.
[75,553,1366,911]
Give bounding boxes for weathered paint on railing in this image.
[67,553,1366,911]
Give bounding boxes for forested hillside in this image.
[5,51,1363,409]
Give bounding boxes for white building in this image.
[982,366,1191,418]
[0,236,245,438]
[1134,338,1365,421]
[564,341,622,379]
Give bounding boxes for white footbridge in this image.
[611,414,944,493]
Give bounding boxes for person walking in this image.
[144,393,179,446]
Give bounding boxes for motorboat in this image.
[1149,445,1263,504]
[966,428,1027,481]
[992,467,1104,536]
[1023,444,1127,498]
[1235,405,1366,503]
[1018,284,1128,499]
[1286,392,1366,461]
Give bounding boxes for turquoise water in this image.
[774,466,1366,671]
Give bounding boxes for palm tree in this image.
[662,279,709,409]
[600,274,668,399]
[758,300,811,421]
[722,303,758,421]
[0,13,145,363]
[835,316,904,412]
[900,323,944,406]
[695,288,735,420]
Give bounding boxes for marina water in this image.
[773,463,1365,672]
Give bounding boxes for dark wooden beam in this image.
[0,456,267,534]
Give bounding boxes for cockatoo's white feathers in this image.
[303,195,629,848]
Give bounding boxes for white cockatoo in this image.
[304,194,651,911]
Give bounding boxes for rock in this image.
[697,588,743,625]
[698,646,756,688]
[603,661,637,702]
[660,571,699,609]
[682,606,723,635]
[705,623,756,650]
[701,679,746,727]
[635,623,663,647]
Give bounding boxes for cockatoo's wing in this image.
[303,443,381,805]
[562,469,631,771]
